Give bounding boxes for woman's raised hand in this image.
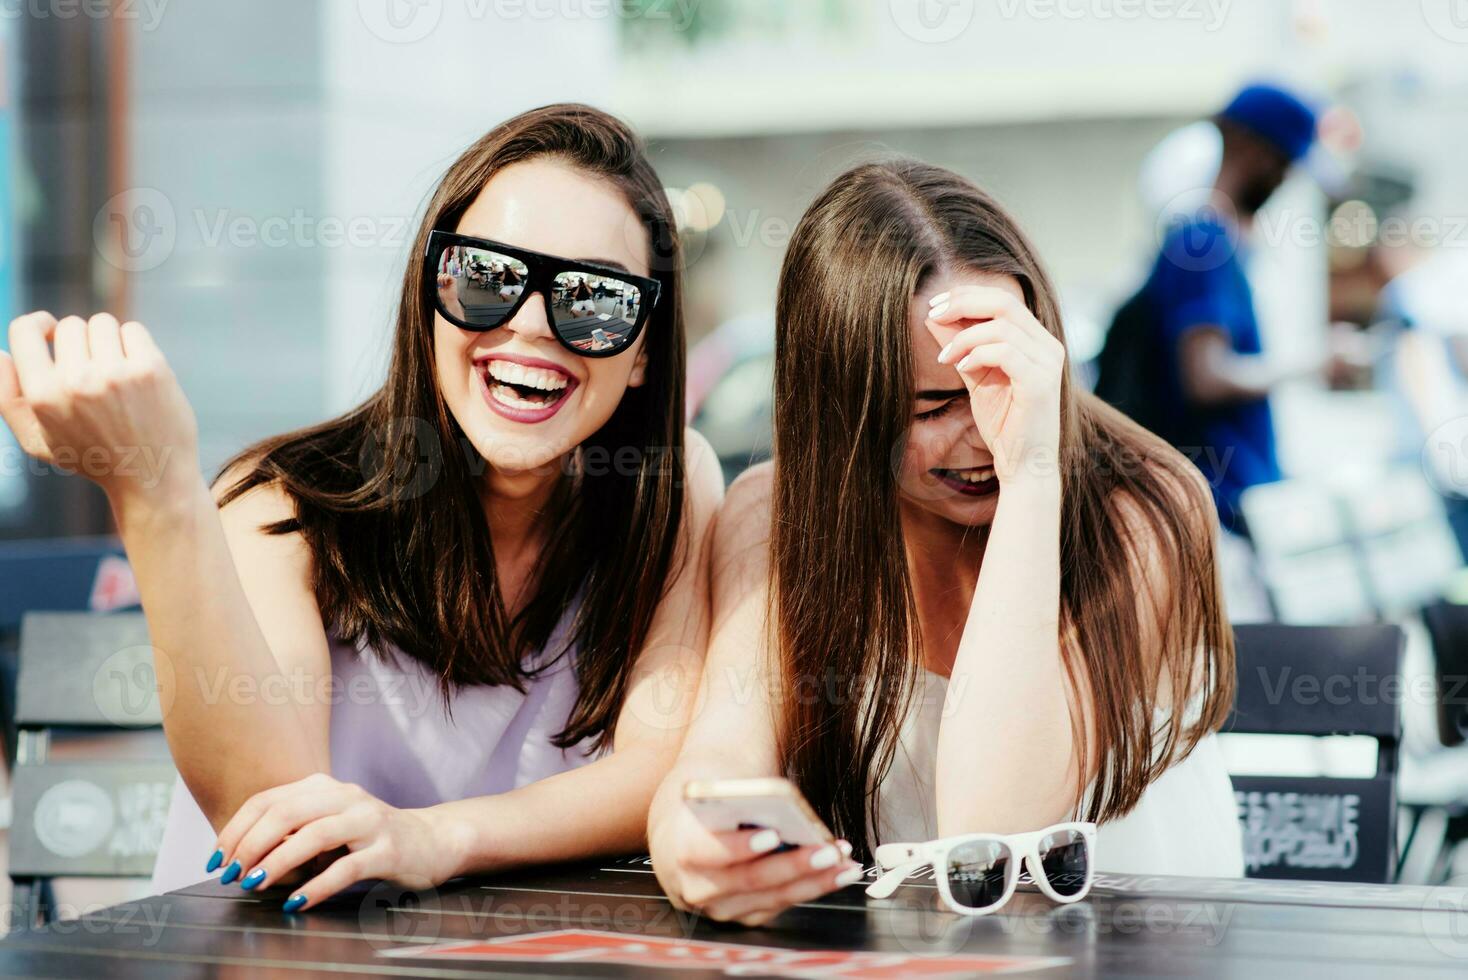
[927,286,1065,487]
[0,312,200,502]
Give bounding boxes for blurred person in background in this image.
[0,105,721,913]
[1098,83,1363,537]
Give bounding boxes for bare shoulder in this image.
[709,460,773,589]
[681,427,726,520]
[210,458,310,569]
[1110,449,1217,555]
[716,460,772,545]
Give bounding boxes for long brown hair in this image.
[771,159,1234,856]
[218,104,686,752]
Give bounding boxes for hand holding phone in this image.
[682,777,835,848]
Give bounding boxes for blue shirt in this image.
[1143,214,1281,532]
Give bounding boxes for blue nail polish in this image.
[282,894,307,913]
[205,849,224,873]
[241,868,267,891]
[219,860,242,885]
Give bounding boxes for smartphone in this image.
[683,777,834,848]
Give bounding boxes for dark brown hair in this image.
[771,159,1234,856]
[218,104,686,752]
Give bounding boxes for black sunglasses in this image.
[426,230,661,358]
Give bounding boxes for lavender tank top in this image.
[149,600,597,893]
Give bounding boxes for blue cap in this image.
[1219,83,1319,163]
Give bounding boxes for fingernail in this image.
[837,840,853,857]
[956,355,972,372]
[930,302,949,318]
[835,866,865,886]
[241,868,267,891]
[937,343,952,363]
[219,860,242,885]
[750,829,781,854]
[810,845,840,870]
[929,292,950,307]
[282,894,307,913]
[205,849,224,873]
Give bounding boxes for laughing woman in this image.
[0,105,721,911]
[648,159,1241,926]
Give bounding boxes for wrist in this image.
[109,469,211,535]
[421,801,488,881]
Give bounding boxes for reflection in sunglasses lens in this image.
[436,245,529,330]
[1037,830,1089,897]
[552,271,641,353]
[945,840,1011,910]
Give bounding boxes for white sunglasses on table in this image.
[864,821,1098,916]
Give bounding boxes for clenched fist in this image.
[0,312,199,502]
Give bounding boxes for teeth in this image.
[484,360,569,392]
[490,384,553,411]
[952,467,995,483]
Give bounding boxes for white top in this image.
[150,599,599,894]
[874,669,1244,878]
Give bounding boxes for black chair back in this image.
[8,612,176,925]
[1422,600,1468,747]
[1227,623,1404,884]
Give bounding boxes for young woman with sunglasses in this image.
[648,160,1241,926]
[0,104,721,912]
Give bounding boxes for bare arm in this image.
[1177,325,1324,405]
[120,476,333,828]
[934,454,1213,835]
[0,312,330,829]
[645,463,861,928]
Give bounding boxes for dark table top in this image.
[3,857,1468,978]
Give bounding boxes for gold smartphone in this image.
[683,777,834,848]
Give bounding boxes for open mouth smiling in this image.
[474,353,580,424]
[931,465,999,497]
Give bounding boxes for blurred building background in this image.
[5,0,1468,914]
[4,0,1468,530]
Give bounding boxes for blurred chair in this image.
[8,612,175,927]
[1239,481,1375,623]
[1335,468,1463,619]
[1422,600,1468,748]
[0,537,136,767]
[1227,623,1404,883]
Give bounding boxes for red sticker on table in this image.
[382,929,1070,977]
